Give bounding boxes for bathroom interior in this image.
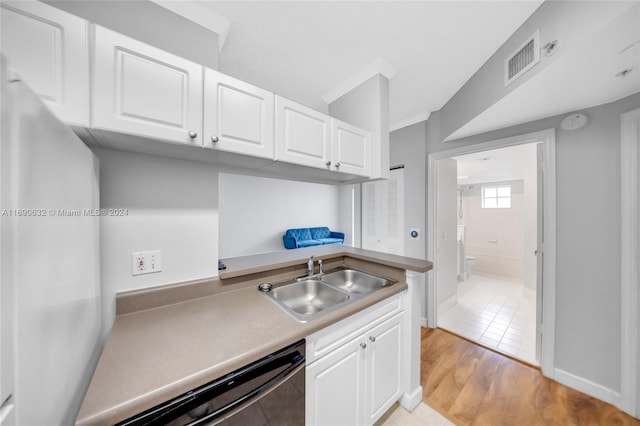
[437,143,540,366]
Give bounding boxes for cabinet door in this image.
[0,1,89,126]
[332,119,370,177]
[204,69,274,158]
[92,26,203,146]
[306,339,365,426]
[275,96,331,169]
[366,314,403,424]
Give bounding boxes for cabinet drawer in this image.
[306,292,404,365]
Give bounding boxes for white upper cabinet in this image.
[332,118,370,177]
[204,69,274,159]
[275,96,331,169]
[0,1,90,126]
[275,96,371,178]
[92,26,203,146]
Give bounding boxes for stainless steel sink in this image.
[259,268,397,322]
[320,268,397,294]
[262,279,350,322]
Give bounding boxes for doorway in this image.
[426,129,557,376]
[436,144,538,365]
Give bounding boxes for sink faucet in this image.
[318,259,324,274]
[307,256,315,276]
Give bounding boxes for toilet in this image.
[465,256,475,277]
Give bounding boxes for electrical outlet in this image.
[132,250,162,276]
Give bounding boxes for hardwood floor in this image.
[421,328,640,426]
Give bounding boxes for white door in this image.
[366,314,403,424]
[92,26,203,146]
[435,159,458,312]
[331,119,370,177]
[0,1,89,126]
[203,69,274,158]
[306,340,364,426]
[275,96,331,169]
[362,169,405,255]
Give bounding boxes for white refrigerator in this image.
[0,56,102,425]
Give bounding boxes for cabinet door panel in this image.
[93,26,203,146]
[275,96,330,169]
[0,1,89,126]
[332,119,370,177]
[306,341,364,426]
[204,70,274,158]
[367,314,403,423]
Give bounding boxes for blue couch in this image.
[283,227,345,249]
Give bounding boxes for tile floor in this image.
[438,273,538,365]
[375,402,454,426]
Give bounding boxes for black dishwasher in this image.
[117,340,305,426]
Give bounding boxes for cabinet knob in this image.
[325,161,331,166]
[188,131,198,139]
[211,135,219,143]
[369,336,376,343]
[335,162,341,168]
[360,342,367,349]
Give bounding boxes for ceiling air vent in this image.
[504,30,540,87]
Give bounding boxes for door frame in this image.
[426,128,557,377]
[620,107,639,417]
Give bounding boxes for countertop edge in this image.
[219,245,432,279]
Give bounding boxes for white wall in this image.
[95,149,219,336]
[460,180,525,281]
[390,121,427,260]
[338,183,361,248]
[436,159,458,307]
[218,173,341,258]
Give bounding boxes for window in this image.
[482,185,511,208]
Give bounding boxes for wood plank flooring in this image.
[421,328,640,426]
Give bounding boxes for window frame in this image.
[481,184,511,209]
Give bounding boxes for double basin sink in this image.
[258,268,398,322]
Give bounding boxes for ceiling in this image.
[454,143,537,185]
[447,1,640,140]
[195,1,543,130]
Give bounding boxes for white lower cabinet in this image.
[306,336,365,426]
[306,295,404,426]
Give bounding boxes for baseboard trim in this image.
[400,385,423,411]
[523,287,535,301]
[420,316,428,328]
[437,294,457,316]
[554,368,622,408]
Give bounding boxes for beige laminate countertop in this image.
[219,244,432,279]
[77,248,432,425]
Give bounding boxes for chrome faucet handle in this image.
[318,259,324,274]
[307,255,315,276]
